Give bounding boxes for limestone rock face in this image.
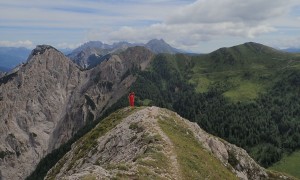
[0,45,83,180]
[0,45,154,180]
[46,107,289,180]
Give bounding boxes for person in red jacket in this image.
[128,92,135,107]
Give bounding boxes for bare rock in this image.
[45,107,287,180]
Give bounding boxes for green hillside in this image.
[158,112,237,180]
[270,150,300,178]
[189,42,300,102]
[124,42,300,169]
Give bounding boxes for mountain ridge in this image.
[45,106,293,180]
[68,39,183,69]
[0,46,31,71]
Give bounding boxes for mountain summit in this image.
[145,39,183,54]
[45,107,291,180]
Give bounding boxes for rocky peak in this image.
[25,45,67,67]
[29,45,59,57]
[145,39,182,54]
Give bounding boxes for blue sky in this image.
[1,0,300,53]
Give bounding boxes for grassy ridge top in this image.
[180,42,300,102]
[128,42,300,177]
[47,106,289,179]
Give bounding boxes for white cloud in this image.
[1,0,300,52]
[87,21,276,52]
[84,0,295,52]
[55,42,83,49]
[273,37,300,49]
[167,0,291,24]
[0,40,34,48]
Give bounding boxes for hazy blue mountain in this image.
[0,66,10,72]
[68,41,139,69]
[145,39,184,54]
[281,48,300,53]
[0,47,31,70]
[70,41,140,54]
[59,48,73,55]
[69,39,184,69]
[67,43,111,69]
[71,41,109,54]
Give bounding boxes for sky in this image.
[1,0,300,53]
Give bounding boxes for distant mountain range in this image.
[68,39,184,69]
[0,47,31,71]
[59,48,73,55]
[281,48,300,53]
[0,66,10,72]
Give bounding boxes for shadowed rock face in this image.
[46,107,289,180]
[0,45,154,180]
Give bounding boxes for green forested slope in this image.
[125,42,300,168]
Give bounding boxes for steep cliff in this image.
[0,45,154,180]
[46,107,293,180]
[0,45,83,179]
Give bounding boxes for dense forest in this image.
[128,54,300,167]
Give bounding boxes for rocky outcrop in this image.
[45,107,291,180]
[0,45,154,180]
